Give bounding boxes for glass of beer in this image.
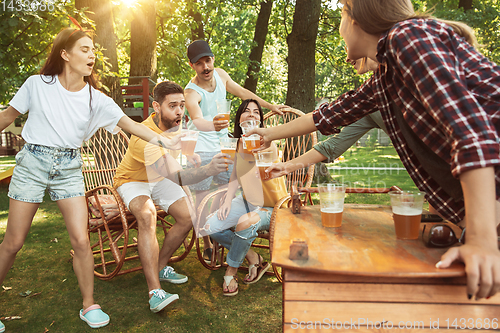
[181,130,199,156]
[216,99,232,122]
[219,137,238,161]
[388,190,425,239]
[240,120,260,134]
[254,151,274,181]
[243,134,261,153]
[318,183,347,227]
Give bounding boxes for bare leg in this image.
[128,196,161,296]
[0,199,39,286]
[196,190,226,252]
[158,197,194,269]
[57,197,95,309]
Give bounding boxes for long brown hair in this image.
[232,99,264,138]
[340,0,478,48]
[40,28,98,88]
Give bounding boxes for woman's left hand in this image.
[437,242,500,299]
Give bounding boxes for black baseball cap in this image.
[187,40,214,63]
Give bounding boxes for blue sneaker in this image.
[159,266,188,284]
[79,304,110,328]
[149,289,179,313]
[0,319,5,333]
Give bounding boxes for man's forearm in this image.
[167,164,214,186]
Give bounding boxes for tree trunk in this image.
[285,0,321,113]
[458,0,473,11]
[244,0,273,93]
[77,0,122,107]
[129,0,157,85]
[188,0,205,40]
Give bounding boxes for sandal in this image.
[223,275,239,296]
[244,255,270,285]
[79,304,110,328]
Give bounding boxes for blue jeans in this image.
[202,195,272,268]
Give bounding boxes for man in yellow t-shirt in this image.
[113,81,230,313]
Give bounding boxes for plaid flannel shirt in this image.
[313,19,500,223]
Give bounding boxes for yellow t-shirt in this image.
[113,113,181,188]
[235,142,288,208]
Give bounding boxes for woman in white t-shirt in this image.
[0,28,180,331]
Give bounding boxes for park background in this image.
[1,0,500,332]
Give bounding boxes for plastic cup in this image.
[243,134,261,153]
[254,151,274,181]
[181,130,199,156]
[216,99,231,122]
[240,120,260,135]
[388,190,425,239]
[318,183,347,227]
[220,137,238,160]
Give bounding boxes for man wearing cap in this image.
[184,40,286,259]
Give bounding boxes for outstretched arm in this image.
[117,116,182,150]
[149,152,232,186]
[246,113,317,150]
[0,106,21,132]
[267,148,326,179]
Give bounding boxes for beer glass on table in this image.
[388,190,425,240]
[318,183,347,227]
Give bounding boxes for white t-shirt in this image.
[9,75,125,148]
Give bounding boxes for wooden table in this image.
[271,204,500,332]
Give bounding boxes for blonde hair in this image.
[340,0,478,48]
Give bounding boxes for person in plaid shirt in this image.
[247,0,500,300]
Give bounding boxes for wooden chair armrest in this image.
[85,185,128,228]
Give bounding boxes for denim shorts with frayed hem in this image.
[8,143,84,203]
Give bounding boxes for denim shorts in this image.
[8,143,84,203]
[186,151,233,191]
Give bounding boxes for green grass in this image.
[0,188,281,333]
[0,145,420,332]
[0,156,15,173]
[310,145,423,207]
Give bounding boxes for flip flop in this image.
[223,275,238,296]
[244,255,270,284]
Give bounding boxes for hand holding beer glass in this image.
[318,183,347,227]
[388,190,425,239]
[219,137,238,170]
[181,130,199,156]
[254,151,274,181]
[214,99,231,131]
[240,120,261,153]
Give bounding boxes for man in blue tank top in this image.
[184,40,286,258]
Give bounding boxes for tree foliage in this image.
[1,0,499,112]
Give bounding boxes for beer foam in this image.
[256,162,272,167]
[392,206,421,216]
[321,207,343,214]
